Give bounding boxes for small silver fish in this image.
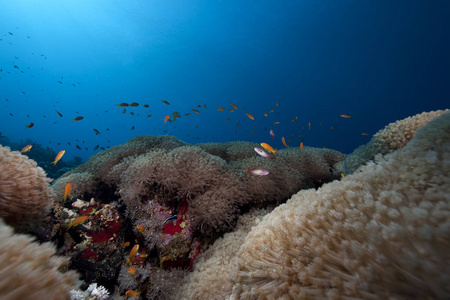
[254,147,274,160]
[245,167,269,177]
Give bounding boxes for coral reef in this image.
[70,283,109,300]
[52,199,124,292]
[231,112,450,299]
[1,137,83,179]
[0,218,79,300]
[343,109,449,174]
[48,133,346,298]
[61,135,187,181]
[175,209,270,300]
[0,145,53,231]
[196,141,260,162]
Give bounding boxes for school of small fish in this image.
[2,27,366,167]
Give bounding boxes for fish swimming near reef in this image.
[127,268,137,276]
[71,116,83,122]
[125,290,140,297]
[20,144,32,153]
[162,115,171,124]
[270,129,275,140]
[128,244,139,265]
[260,142,277,155]
[63,183,71,201]
[68,215,88,229]
[51,150,65,165]
[254,147,274,160]
[136,225,147,234]
[245,167,269,177]
[162,215,177,226]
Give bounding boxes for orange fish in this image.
[20,144,32,153]
[130,112,135,116]
[246,113,255,120]
[260,142,277,155]
[192,109,200,114]
[161,100,170,105]
[25,122,34,128]
[93,129,100,135]
[273,121,280,125]
[341,172,345,178]
[361,132,369,136]
[130,102,139,107]
[143,104,149,108]
[121,241,130,248]
[230,103,238,110]
[128,244,139,265]
[68,215,88,229]
[162,115,171,124]
[300,142,303,151]
[340,114,351,118]
[229,109,235,112]
[125,290,140,297]
[122,108,126,113]
[51,150,65,165]
[308,122,311,130]
[71,116,83,122]
[56,109,63,117]
[136,225,147,235]
[269,110,274,113]
[291,116,298,122]
[117,103,129,108]
[275,102,279,107]
[282,137,288,148]
[264,113,268,117]
[217,106,224,111]
[127,267,137,275]
[63,182,71,201]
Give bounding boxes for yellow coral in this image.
[0,145,53,228]
[232,112,450,299]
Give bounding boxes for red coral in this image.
[163,219,184,235]
[79,204,98,215]
[131,250,148,266]
[80,247,98,261]
[87,220,121,244]
[188,239,203,270]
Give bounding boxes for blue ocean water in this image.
[1,0,449,163]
